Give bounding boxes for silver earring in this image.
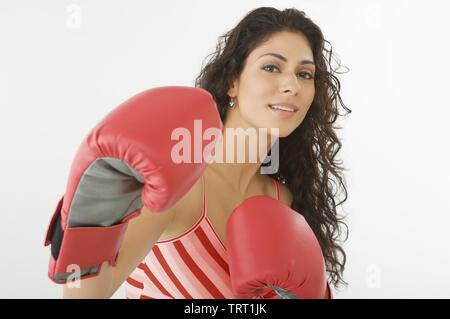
[229,99,235,109]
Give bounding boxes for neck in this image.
[208,116,278,195]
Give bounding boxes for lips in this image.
[268,102,299,118]
[268,102,299,112]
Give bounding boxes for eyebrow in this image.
[258,53,315,67]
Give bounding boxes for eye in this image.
[262,64,279,73]
[262,64,314,79]
[298,71,314,79]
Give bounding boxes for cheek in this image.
[302,85,315,110]
[307,86,315,102]
[241,71,275,102]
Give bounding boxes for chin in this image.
[266,125,295,139]
[277,129,295,139]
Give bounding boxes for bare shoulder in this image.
[278,181,294,207]
[157,175,204,241]
[263,175,294,207]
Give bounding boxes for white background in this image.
[1,0,449,299]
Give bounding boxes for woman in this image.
[62,6,351,299]
[124,6,350,299]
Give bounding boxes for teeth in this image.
[270,105,295,112]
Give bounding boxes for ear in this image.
[227,76,239,98]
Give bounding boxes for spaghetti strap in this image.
[271,177,280,201]
[201,175,206,217]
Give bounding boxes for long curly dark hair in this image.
[194,7,352,292]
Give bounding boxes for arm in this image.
[63,204,177,299]
[44,86,222,295]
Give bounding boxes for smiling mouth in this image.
[269,104,297,112]
[268,104,298,117]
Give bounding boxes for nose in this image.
[280,72,300,95]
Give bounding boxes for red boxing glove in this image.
[226,195,332,299]
[44,86,223,283]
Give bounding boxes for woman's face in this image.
[227,30,316,138]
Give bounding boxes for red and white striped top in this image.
[124,175,281,299]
